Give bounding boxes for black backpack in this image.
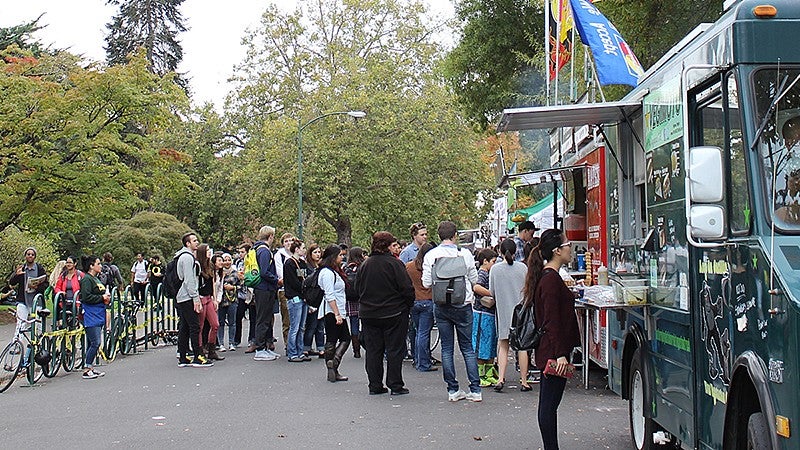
[302,268,326,309]
[508,301,545,351]
[98,263,114,287]
[162,253,194,300]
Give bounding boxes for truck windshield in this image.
[753,67,800,231]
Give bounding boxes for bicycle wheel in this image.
[121,317,136,355]
[26,344,44,385]
[73,332,85,369]
[62,331,78,372]
[0,340,24,393]
[43,335,61,378]
[103,318,121,362]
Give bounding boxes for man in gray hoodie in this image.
[175,232,213,367]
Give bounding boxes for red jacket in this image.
[533,268,581,371]
[55,271,84,300]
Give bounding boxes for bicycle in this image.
[49,292,85,374]
[406,313,440,361]
[0,297,52,392]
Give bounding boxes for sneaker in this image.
[218,346,226,353]
[178,359,191,367]
[254,350,278,361]
[448,390,467,402]
[465,392,482,402]
[82,370,98,379]
[190,357,214,368]
[266,349,281,359]
[288,356,304,362]
[229,345,236,352]
[301,355,313,361]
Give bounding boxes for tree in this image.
[0,16,48,56]
[96,211,193,275]
[0,50,187,234]
[227,0,493,246]
[443,0,546,129]
[0,225,58,280]
[104,0,188,89]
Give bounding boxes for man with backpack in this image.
[100,252,124,293]
[422,221,482,403]
[248,225,280,361]
[172,232,212,367]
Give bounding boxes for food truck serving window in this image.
[752,67,800,232]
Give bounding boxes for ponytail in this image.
[499,239,516,265]
[522,229,564,306]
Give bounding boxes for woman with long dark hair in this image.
[344,247,366,358]
[303,243,326,358]
[196,245,222,361]
[524,229,580,450]
[490,239,528,392]
[318,244,351,382]
[79,255,110,379]
[283,239,310,362]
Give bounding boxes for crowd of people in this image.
[5,219,582,450]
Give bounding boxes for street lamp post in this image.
[297,110,366,240]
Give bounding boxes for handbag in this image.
[478,295,495,308]
[508,301,544,351]
[543,359,575,378]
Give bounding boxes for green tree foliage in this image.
[96,211,193,275]
[598,0,724,71]
[104,0,188,89]
[0,16,48,57]
[444,0,545,129]
[0,225,58,283]
[0,50,188,234]
[227,0,492,245]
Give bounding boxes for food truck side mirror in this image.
[688,146,724,203]
[641,228,658,252]
[689,205,726,240]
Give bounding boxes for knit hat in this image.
[23,247,37,257]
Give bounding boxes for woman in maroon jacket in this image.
[523,229,581,450]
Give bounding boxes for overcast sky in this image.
[2,0,455,110]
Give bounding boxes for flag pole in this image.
[545,0,551,106]
[554,0,560,105]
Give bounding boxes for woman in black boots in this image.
[317,245,350,382]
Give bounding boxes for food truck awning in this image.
[496,101,642,132]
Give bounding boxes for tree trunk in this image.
[333,216,352,247]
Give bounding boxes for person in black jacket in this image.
[283,239,310,362]
[7,247,49,334]
[356,231,415,395]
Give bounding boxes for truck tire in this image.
[747,412,769,450]
[629,347,656,450]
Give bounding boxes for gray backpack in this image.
[431,252,469,306]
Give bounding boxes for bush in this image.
[0,225,58,285]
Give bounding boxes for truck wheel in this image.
[629,347,656,450]
[747,412,769,450]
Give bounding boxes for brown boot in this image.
[324,343,337,382]
[245,344,257,353]
[351,335,361,358]
[206,343,225,361]
[333,340,350,381]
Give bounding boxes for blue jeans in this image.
[434,304,480,394]
[217,302,238,346]
[411,300,434,371]
[304,311,325,353]
[287,297,307,358]
[85,326,103,368]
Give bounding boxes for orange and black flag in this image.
[548,0,574,81]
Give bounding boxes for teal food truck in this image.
[497,1,800,448]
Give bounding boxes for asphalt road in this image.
[0,320,632,449]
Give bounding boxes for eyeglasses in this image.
[558,241,572,248]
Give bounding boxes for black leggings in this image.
[538,373,568,450]
[324,313,350,345]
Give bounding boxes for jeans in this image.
[434,304,480,394]
[304,310,325,352]
[538,373,568,450]
[84,326,103,368]
[217,302,238,346]
[176,300,201,361]
[411,300,434,371]
[349,316,359,337]
[362,314,408,392]
[286,297,306,358]
[132,282,147,305]
[197,295,219,346]
[234,296,256,345]
[253,289,276,351]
